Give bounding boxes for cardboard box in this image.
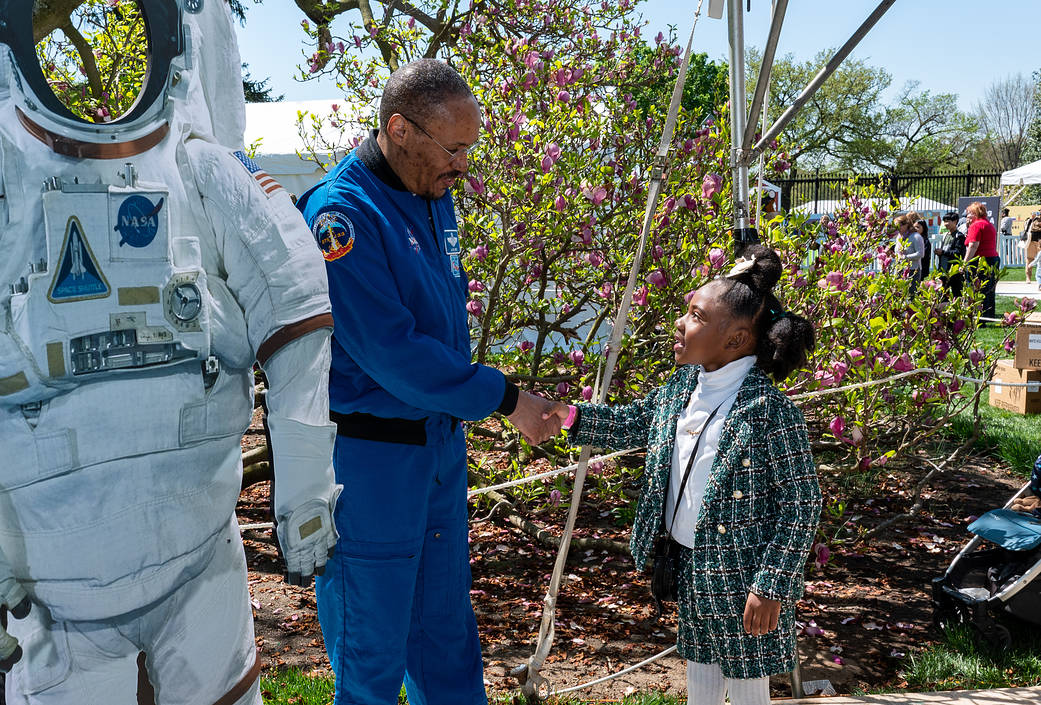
[1014,312,1041,371]
[989,359,1041,415]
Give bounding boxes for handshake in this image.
[506,390,571,445]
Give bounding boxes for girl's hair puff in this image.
[714,244,815,381]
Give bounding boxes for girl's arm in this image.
[567,386,662,451]
[749,402,822,603]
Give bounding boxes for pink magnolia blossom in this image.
[519,340,534,352]
[587,186,607,205]
[599,282,613,298]
[682,194,698,210]
[582,385,594,401]
[1004,338,1015,353]
[524,51,542,70]
[468,280,485,293]
[569,350,585,365]
[632,285,649,306]
[701,173,722,199]
[470,244,489,261]
[646,270,667,289]
[556,90,572,103]
[586,251,603,267]
[968,349,985,365]
[829,415,846,437]
[934,340,950,360]
[466,300,484,316]
[684,290,696,304]
[546,142,561,162]
[549,489,562,506]
[554,195,567,211]
[556,381,571,395]
[663,196,676,213]
[891,353,914,372]
[708,247,727,270]
[952,319,966,335]
[464,176,486,195]
[824,271,845,289]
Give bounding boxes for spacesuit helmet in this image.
[0,0,244,157]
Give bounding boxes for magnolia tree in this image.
[292,0,1017,477]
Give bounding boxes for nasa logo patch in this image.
[114,194,164,248]
[313,211,355,262]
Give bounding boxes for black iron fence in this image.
[771,166,1003,214]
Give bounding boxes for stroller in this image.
[932,481,1041,649]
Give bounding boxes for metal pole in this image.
[747,0,898,163]
[727,0,749,231]
[742,0,788,152]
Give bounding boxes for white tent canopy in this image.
[1000,158,1041,186]
[243,99,371,196]
[791,196,954,215]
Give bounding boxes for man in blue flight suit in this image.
[296,59,559,705]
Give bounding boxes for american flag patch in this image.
[232,150,284,197]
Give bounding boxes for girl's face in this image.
[673,281,752,370]
[914,221,927,235]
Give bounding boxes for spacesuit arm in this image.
[262,328,340,586]
[312,204,505,421]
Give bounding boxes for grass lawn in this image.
[903,625,1041,692]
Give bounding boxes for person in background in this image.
[912,220,932,281]
[999,207,1014,239]
[893,215,923,291]
[964,201,1001,322]
[1025,211,1041,282]
[1010,454,1041,517]
[935,211,966,297]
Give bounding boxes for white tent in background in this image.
[1000,158,1041,207]
[243,99,371,197]
[790,196,954,215]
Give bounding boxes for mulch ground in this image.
[239,412,1028,699]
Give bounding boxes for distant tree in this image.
[845,82,979,173]
[1019,69,1041,201]
[747,48,891,171]
[973,72,1038,172]
[750,50,979,174]
[630,35,728,132]
[242,63,283,103]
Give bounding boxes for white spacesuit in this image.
[0,1,340,703]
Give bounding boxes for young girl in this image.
[546,244,821,705]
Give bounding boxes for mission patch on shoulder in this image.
[312,210,356,262]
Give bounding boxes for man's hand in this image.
[0,555,31,671]
[507,391,562,444]
[743,592,781,636]
[276,486,342,587]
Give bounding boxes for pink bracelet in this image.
[562,405,578,430]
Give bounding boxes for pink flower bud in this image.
[586,251,603,267]
[646,270,667,289]
[468,280,485,293]
[466,300,484,316]
[470,244,489,261]
[569,350,585,365]
[556,90,571,103]
[582,385,593,401]
[968,349,985,365]
[891,353,913,372]
[708,247,726,269]
[556,381,571,395]
[632,285,648,307]
[829,416,846,437]
[701,173,722,199]
[554,195,567,211]
[598,282,613,298]
[549,489,562,506]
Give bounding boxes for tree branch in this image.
[59,19,104,101]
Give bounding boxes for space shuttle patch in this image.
[49,216,111,303]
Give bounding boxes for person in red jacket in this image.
[964,201,1001,321]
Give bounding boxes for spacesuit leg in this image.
[403,423,487,705]
[315,434,433,705]
[5,602,140,705]
[142,516,261,705]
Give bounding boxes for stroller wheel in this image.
[975,622,1012,651]
[932,599,966,633]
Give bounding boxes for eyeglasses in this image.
[400,114,479,162]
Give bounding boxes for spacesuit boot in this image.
[0,1,339,702]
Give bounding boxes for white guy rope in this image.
[552,645,678,696]
[467,448,640,498]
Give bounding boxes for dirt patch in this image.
[242,435,1027,699]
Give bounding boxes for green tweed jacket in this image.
[572,364,821,678]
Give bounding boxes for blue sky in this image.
[235,0,1038,112]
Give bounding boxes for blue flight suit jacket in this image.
[296,133,506,422]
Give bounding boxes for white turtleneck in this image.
[665,355,756,548]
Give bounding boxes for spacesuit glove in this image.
[276,486,342,587]
[0,548,31,671]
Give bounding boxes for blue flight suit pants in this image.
[315,415,486,705]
